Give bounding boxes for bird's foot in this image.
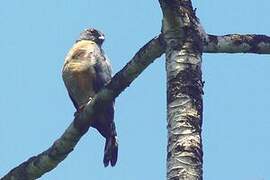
[74,97,93,117]
[74,106,85,117]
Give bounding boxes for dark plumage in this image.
[62,28,118,167]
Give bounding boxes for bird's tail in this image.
[103,135,118,167]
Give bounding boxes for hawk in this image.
[62,28,118,167]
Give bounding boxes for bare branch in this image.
[1,35,165,180]
[204,34,270,54]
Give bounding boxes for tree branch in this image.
[1,35,165,180]
[204,34,270,54]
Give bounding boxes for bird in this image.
[62,28,118,167]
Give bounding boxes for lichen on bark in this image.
[159,0,204,179]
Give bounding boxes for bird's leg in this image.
[74,97,93,117]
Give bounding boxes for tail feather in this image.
[103,136,118,167]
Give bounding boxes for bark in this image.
[1,35,164,180]
[204,34,270,54]
[159,0,204,179]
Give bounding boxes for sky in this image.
[0,0,270,180]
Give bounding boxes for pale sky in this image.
[0,0,270,179]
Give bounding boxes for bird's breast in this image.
[63,61,92,73]
[62,60,97,106]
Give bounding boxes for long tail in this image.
[103,135,118,167]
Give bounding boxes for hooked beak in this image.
[98,35,105,40]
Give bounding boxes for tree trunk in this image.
[158,0,204,179]
[166,37,203,180]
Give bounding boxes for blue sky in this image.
[0,0,269,179]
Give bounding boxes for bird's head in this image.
[77,28,105,46]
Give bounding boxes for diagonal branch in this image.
[1,35,165,180]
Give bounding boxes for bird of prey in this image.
[62,28,118,167]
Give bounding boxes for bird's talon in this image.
[87,97,93,103]
[73,104,87,117]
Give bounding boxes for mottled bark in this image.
[159,0,204,179]
[204,34,270,54]
[1,35,164,180]
[166,41,203,180]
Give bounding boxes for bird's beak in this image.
[98,35,105,40]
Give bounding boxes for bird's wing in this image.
[92,50,115,124]
[91,49,116,132]
[93,51,112,92]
